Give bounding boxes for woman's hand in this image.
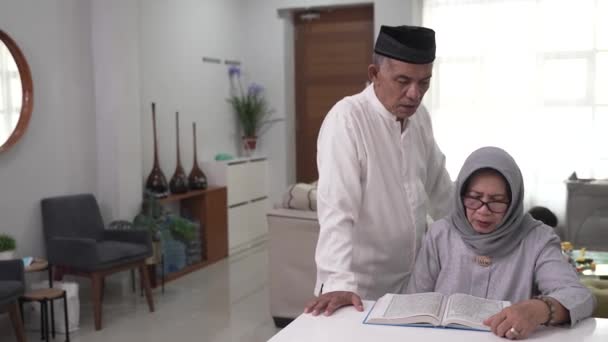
[483,299,550,339]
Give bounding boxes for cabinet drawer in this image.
[228,203,250,250]
[249,198,269,240]
[226,162,251,206]
[227,199,270,252]
[248,160,268,199]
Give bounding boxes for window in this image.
[0,41,22,144]
[423,0,608,220]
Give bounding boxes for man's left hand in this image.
[303,291,363,316]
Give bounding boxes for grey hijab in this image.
[450,147,542,257]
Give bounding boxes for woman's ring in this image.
[509,327,520,336]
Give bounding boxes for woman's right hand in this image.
[483,299,549,339]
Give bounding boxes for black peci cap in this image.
[374,25,436,64]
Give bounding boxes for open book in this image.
[364,292,510,331]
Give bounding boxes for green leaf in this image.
[227,88,274,137]
[0,233,16,252]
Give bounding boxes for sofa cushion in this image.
[581,278,608,318]
[282,183,317,211]
[0,280,24,306]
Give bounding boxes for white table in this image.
[268,301,608,342]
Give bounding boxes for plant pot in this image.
[242,136,257,156]
[0,250,16,260]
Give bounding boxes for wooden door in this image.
[295,5,374,183]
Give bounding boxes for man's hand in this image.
[483,300,549,340]
[303,291,364,316]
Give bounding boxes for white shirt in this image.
[315,84,453,300]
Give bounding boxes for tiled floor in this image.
[1,242,281,342]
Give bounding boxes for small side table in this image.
[19,288,69,342]
[25,258,49,273]
[21,258,70,341]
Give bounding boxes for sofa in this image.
[267,183,319,327]
[581,278,608,318]
[0,259,26,342]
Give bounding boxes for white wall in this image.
[139,0,244,187]
[0,0,98,334]
[91,0,143,220]
[0,0,97,259]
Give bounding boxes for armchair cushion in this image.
[0,281,23,307]
[103,230,152,251]
[96,241,150,266]
[47,237,150,272]
[581,278,608,318]
[47,237,99,268]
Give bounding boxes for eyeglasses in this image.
[462,196,510,214]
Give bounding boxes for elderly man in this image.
[304,25,454,316]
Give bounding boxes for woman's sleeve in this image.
[534,232,596,326]
[406,226,442,293]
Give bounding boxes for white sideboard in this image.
[202,157,269,254]
[565,180,608,251]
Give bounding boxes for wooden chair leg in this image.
[100,276,106,303]
[139,263,155,312]
[8,301,27,342]
[91,272,103,330]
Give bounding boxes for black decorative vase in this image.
[145,103,169,198]
[188,122,208,190]
[169,111,189,194]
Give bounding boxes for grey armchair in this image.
[0,259,26,342]
[41,193,155,331]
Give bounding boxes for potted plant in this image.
[164,215,196,243]
[133,191,197,264]
[133,191,166,264]
[0,233,16,260]
[227,66,274,155]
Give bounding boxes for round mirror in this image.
[0,30,33,153]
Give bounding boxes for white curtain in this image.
[0,41,22,145]
[423,0,608,223]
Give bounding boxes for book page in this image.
[383,292,444,319]
[443,293,509,330]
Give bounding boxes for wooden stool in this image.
[19,288,70,342]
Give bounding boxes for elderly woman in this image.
[407,147,595,340]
